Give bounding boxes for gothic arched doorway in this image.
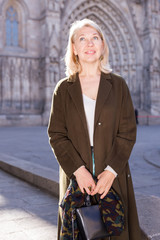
[60,0,143,109]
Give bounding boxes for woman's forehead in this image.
[77,26,99,35]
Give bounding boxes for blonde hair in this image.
[65,18,112,77]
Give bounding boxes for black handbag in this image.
[60,179,124,240]
[74,195,110,240]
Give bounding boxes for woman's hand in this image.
[91,170,116,199]
[74,167,96,195]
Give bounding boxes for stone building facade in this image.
[0,0,159,126]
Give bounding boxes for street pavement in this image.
[0,169,58,240]
[0,125,160,197]
[0,125,160,239]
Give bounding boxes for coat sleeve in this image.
[48,82,85,179]
[106,79,137,175]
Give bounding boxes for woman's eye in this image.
[79,37,85,41]
[93,36,98,40]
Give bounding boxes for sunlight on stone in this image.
[0,195,8,207]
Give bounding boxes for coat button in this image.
[128,174,130,178]
[98,122,101,126]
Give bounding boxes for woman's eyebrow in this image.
[78,33,99,37]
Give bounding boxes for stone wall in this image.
[0,56,45,115]
[0,0,159,126]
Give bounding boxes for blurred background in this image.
[0,0,159,127]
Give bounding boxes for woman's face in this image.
[72,26,104,66]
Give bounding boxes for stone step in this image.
[0,154,59,197]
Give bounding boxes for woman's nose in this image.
[87,39,94,46]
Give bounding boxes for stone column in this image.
[142,0,160,115]
[148,1,160,116]
[42,0,61,125]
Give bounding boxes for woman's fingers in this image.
[74,167,115,197]
[85,186,92,195]
[84,180,96,194]
[74,167,96,194]
[91,170,115,197]
[91,181,101,195]
[100,187,110,199]
[97,172,102,179]
[90,181,96,191]
[79,183,95,195]
[79,186,85,194]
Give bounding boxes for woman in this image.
[48,19,141,240]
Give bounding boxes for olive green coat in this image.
[48,72,142,240]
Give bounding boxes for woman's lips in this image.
[85,50,96,54]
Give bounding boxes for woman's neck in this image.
[79,62,100,79]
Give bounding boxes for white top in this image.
[81,93,118,177]
[82,94,96,146]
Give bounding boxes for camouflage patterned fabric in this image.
[60,178,124,240]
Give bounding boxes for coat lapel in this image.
[94,72,112,128]
[67,72,112,143]
[67,74,89,136]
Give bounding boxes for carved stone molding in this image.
[48,0,60,12]
[127,0,144,42]
[0,56,45,115]
[141,0,160,114]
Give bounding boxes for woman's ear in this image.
[101,42,105,55]
[72,43,77,55]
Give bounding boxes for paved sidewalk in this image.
[0,125,160,197]
[0,126,58,171]
[130,126,160,198]
[0,169,58,240]
[0,125,160,239]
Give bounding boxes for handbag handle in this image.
[84,194,92,207]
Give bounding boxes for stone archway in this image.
[60,0,143,108]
